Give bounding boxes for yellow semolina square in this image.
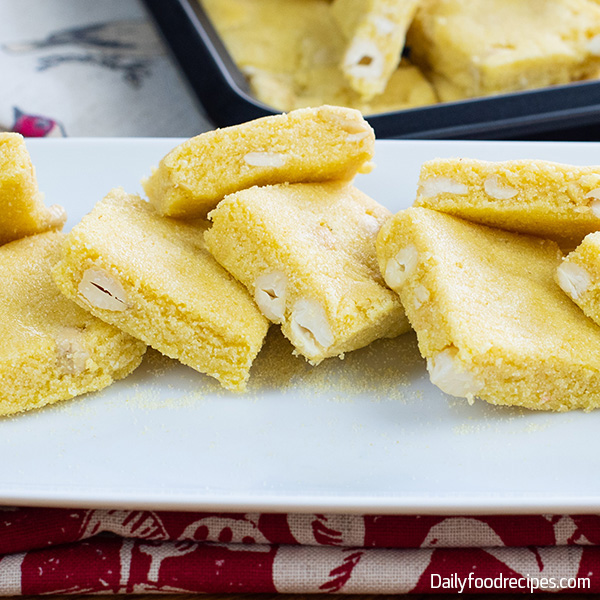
[143,105,375,219]
[0,133,66,245]
[201,0,341,76]
[201,0,335,72]
[0,232,146,416]
[376,207,600,412]
[556,232,600,327]
[415,157,600,248]
[332,0,421,100]
[204,181,409,365]
[407,0,600,98]
[249,61,437,114]
[202,0,436,113]
[427,72,469,103]
[52,189,270,391]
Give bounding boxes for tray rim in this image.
[143,0,600,140]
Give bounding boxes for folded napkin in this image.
[0,507,596,594]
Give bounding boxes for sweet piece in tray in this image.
[246,60,437,115]
[201,0,436,114]
[0,133,66,245]
[331,0,421,100]
[415,157,600,248]
[205,181,409,365]
[52,189,269,391]
[0,232,146,416]
[377,207,600,411]
[407,0,600,98]
[557,232,600,327]
[202,0,340,77]
[427,72,469,103]
[143,105,375,219]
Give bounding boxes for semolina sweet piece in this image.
[407,0,600,98]
[0,232,146,416]
[0,133,66,245]
[320,60,437,113]
[143,105,375,219]
[202,0,436,113]
[377,207,600,412]
[332,0,421,100]
[205,181,409,364]
[52,189,269,391]
[202,0,343,77]
[556,232,600,327]
[428,72,469,103]
[298,61,437,114]
[249,60,437,114]
[415,157,600,247]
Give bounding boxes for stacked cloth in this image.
[0,508,598,594]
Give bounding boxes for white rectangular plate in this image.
[6,138,600,515]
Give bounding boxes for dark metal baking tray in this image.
[144,0,600,140]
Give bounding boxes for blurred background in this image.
[4,0,600,140]
[0,0,210,136]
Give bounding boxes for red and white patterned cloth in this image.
[0,507,599,594]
